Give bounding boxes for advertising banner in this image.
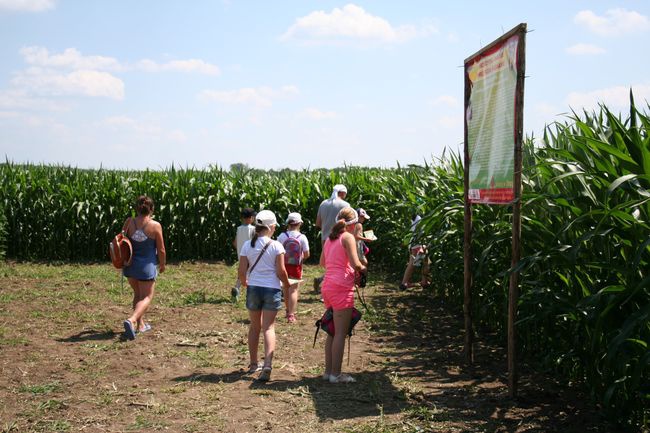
[465,31,523,204]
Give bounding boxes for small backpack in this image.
[313,307,363,365]
[282,232,304,279]
[109,232,133,269]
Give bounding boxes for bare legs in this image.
[401,249,430,289]
[127,278,155,331]
[284,282,301,321]
[324,307,352,377]
[248,309,278,368]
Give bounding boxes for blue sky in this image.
[1,1,649,170]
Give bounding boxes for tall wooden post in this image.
[507,23,527,398]
[463,65,474,365]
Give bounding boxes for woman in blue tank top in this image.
[121,196,166,340]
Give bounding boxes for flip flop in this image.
[123,320,136,340]
[138,323,152,333]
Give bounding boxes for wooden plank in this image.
[508,23,527,398]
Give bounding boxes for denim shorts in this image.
[246,285,282,311]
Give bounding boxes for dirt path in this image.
[0,262,608,432]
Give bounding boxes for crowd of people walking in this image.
[119,186,429,384]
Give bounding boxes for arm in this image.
[301,235,310,261]
[319,245,326,268]
[275,253,290,289]
[341,232,366,273]
[121,217,132,234]
[315,211,322,229]
[354,223,373,242]
[238,256,249,287]
[154,222,166,273]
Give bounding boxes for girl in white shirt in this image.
[238,210,290,382]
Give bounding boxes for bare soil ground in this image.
[0,262,613,433]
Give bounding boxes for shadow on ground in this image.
[56,329,118,342]
[173,369,405,421]
[362,284,617,433]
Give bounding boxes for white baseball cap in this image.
[357,208,370,220]
[255,210,278,229]
[286,212,303,224]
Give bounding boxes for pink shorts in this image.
[321,283,354,310]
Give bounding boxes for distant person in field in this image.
[353,208,372,267]
[314,184,349,292]
[277,212,310,323]
[238,210,290,382]
[232,207,257,302]
[320,207,366,383]
[400,213,430,291]
[121,195,166,341]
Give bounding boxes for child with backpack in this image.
[277,212,310,323]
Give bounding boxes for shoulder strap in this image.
[248,240,272,275]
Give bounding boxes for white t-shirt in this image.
[409,215,423,249]
[240,236,285,289]
[235,224,255,257]
[277,230,310,256]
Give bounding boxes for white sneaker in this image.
[329,373,356,384]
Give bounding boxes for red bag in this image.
[109,232,132,269]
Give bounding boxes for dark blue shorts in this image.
[246,285,282,311]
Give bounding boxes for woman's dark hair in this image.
[135,195,154,216]
[241,208,256,218]
[329,207,357,240]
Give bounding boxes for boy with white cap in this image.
[277,212,310,323]
[314,184,349,291]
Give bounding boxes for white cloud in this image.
[281,3,436,44]
[12,68,125,100]
[0,89,70,111]
[566,83,650,111]
[199,86,299,108]
[21,46,220,76]
[566,43,606,55]
[575,9,650,37]
[301,107,338,120]
[429,95,459,108]
[136,58,220,75]
[0,0,55,12]
[21,46,123,71]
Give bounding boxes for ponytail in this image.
[250,225,268,247]
[329,219,346,240]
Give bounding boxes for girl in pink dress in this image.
[319,207,366,383]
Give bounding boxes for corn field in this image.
[1,98,648,428]
[0,162,430,270]
[418,96,650,429]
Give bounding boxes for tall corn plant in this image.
[516,96,649,428]
[417,96,648,428]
